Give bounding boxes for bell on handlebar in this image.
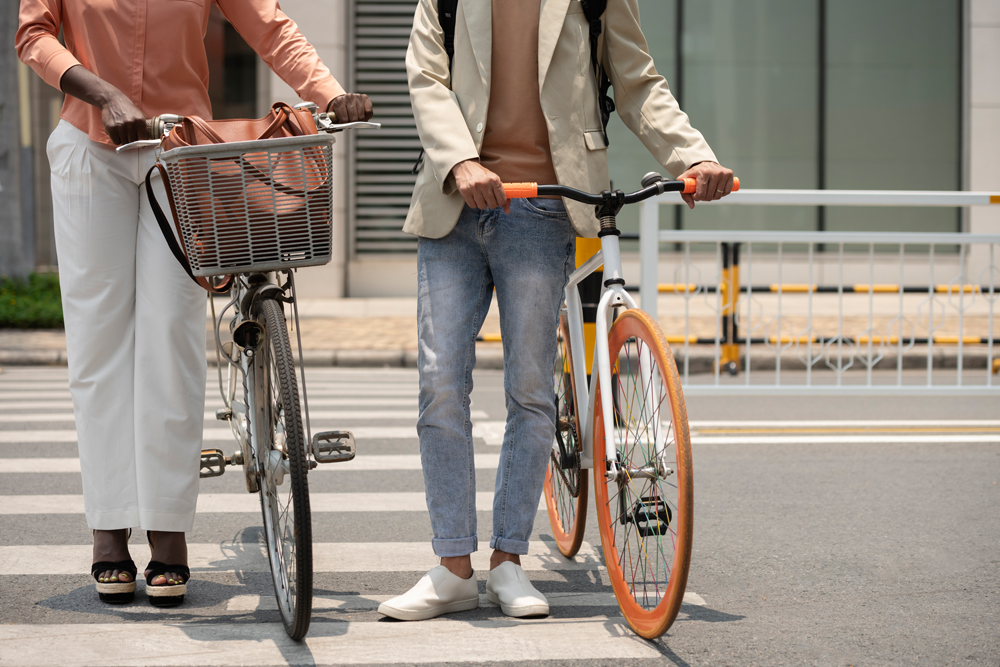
[641,172,664,188]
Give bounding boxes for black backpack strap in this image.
[414,0,459,174]
[579,0,614,147]
[439,0,458,68]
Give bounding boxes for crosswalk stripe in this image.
[0,401,75,411]
[2,387,418,400]
[0,409,486,424]
[0,541,599,575]
[0,427,421,443]
[0,618,667,665]
[689,434,1000,444]
[0,492,529,514]
[690,419,1000,428]
[0,454,503,474]
[5,428,999,445]
[0,398,422,411]
[226,591,707,611]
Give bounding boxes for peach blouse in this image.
[16,0,346,147]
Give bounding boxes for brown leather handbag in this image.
[146,102,328,293]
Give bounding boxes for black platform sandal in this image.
[92,558,138,603]
[145,531,190,607]
[92,529,136,603]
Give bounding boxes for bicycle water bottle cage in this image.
[621,495,672,537]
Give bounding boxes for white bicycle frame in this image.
[563,233,668,482]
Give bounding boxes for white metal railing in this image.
[637,189,1000,395]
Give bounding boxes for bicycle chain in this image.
[552,418,581,498]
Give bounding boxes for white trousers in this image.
[47,120,207,532]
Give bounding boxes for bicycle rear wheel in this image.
[255,297,313,639]
[543,314,588,557]
[592,308,693,639]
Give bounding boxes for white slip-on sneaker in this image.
[377,565,479,621]
[485,561,549,618]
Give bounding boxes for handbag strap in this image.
[145,165,232,294]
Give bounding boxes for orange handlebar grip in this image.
[732,177,740,192]
[682,178,697,194]
[503,182,538,199]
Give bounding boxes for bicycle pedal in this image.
[311,430,356,464]
[621,495,671,537]
[200,449,226,478]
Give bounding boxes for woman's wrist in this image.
[60,65,122,109]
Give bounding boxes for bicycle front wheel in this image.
[592,308,693,639]
[256,297,313,639]
[543,314,588,557]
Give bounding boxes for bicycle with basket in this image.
[119,103,379,639]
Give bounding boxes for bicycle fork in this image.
[568,231,670,484]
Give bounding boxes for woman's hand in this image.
[59,65,148,145]
[99,93,148,146]
[451,159,509,213]
[677,161,735,209]
[327,93,374,122]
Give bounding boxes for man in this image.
[378,0,733,620]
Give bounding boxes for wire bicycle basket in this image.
[158,134,336,277]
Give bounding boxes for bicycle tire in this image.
[255,297,313,640]
[592,308,693,639]
[543,314,588,558]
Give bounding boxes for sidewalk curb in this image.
[0,350,68,365]
[0,346,508,370]
[0,346,992,373]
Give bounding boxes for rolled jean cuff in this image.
[432,535,478,558]
[489,535,529,556]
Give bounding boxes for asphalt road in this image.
[0,366,997,666]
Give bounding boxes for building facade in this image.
[4,0,998,296]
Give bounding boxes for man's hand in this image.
[677,161,734,209]
[452,160,509,213]
[327,93,374,122]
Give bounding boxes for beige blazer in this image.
[403,0,718,239]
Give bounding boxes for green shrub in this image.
[0,273,64,329]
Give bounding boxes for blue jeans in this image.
[416,199,576,557]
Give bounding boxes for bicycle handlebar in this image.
[117,107,380,153]
[502,176,740,205]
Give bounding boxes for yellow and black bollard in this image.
[719,242,741,376]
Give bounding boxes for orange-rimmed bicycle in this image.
[506,173,738,638]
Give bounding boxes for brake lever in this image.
[319,120,382,133]
[114,139,162,153]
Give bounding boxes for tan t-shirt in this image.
[478,0,559,186]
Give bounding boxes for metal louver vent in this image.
[351,0,421,254]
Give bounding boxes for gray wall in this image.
[0,0,32,279]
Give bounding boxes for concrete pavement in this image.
[0,366,998,666]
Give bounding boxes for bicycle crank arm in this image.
[311,430,356,464]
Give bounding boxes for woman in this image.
[16,0,372,605]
